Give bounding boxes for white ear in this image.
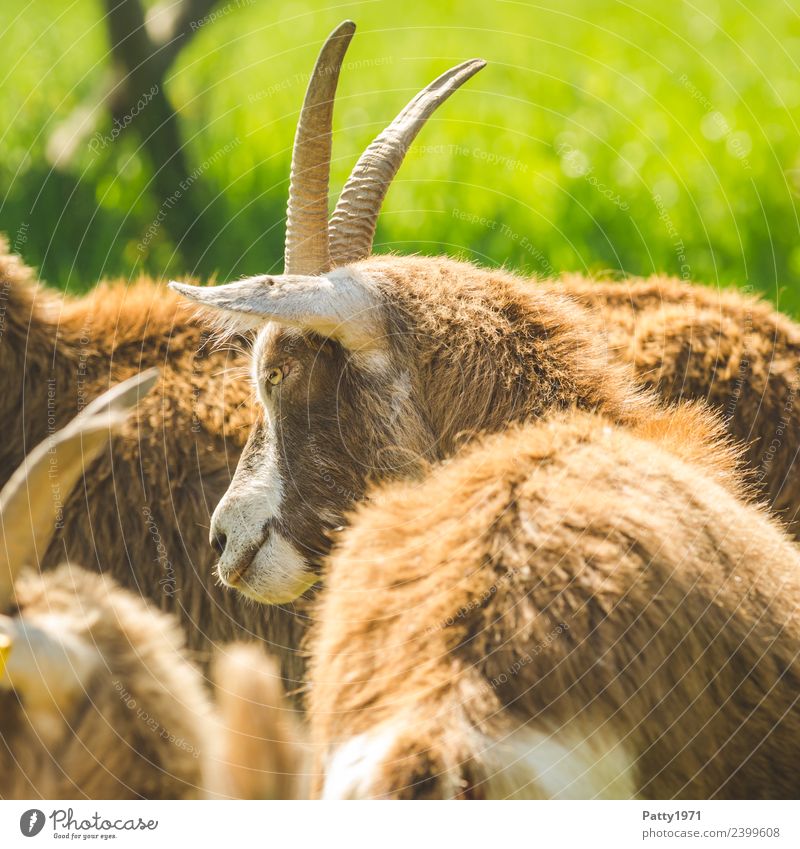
[169,270,384,349]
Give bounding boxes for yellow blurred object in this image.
[0,632,12,680]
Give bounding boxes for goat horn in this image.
[284,20,356,275]
[329,58,486,267]
[0,369,158,607]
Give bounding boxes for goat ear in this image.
[169,272,383,349]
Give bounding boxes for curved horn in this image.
[284,20,356,275]
[0,369,158,606]
[329,58,486,267]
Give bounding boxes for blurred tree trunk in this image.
[48,0,222,260]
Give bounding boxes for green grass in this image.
[3,0,800,314]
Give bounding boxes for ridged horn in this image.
[284,20,356,274]
[329,58,486,267]
[0,369,158,607]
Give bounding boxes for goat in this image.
[0,243,319,687]
[0,374,305,799]
[171,22,750,607]
[561,274,800,534]
[307,407,800,799]
[7,22,800,689]
[0,372,211,798]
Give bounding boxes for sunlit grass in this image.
[2,0,800,314]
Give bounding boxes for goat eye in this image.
[267,367,284,386]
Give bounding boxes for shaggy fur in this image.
[7,229,800,693]
[0,565,210,799]
[0,376,306,801]
[0,241,309,686]
[202,253,748,604]
[0,571,306,799]
[308,408,800,800]
[210,644,308,799]
[562,274,800,534]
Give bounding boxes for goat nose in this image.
[210,522,227,556]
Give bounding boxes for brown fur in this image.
[0,240,309,687]
[7,232,800,696]
[0,565,210,799]
[233,254,661,593]
[210,644,308,799]
[308,410,800,799]
[562,274,800,533]
[0,570,307,799]
[222,254,754,604]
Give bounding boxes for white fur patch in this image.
[478,722,637,799]
[0,613,101,744]
[321,719,637,800]
[235,532,319,604]
[322,728,401,800]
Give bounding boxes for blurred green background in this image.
[3,0,800,313]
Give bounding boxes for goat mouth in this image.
[216,535,319,605]
[216,544,262,590]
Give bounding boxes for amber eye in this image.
[266,367,284,386]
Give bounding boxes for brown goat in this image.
[9,20,800,705]
[307,407,800,800]
[562,274,800,533]
[2,578,306,799]
[0,376,305,799]
[0,374,209,798]
[173,21,800,612]
[0,243,315,687]
[175,254,668,604]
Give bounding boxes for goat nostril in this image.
[211,531,227,556]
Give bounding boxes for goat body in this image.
[564,274,800,533]
[308,409,800,799]
[0,377,305,800]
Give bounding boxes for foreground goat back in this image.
[0,242,312,689]
[308,410,800,799]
